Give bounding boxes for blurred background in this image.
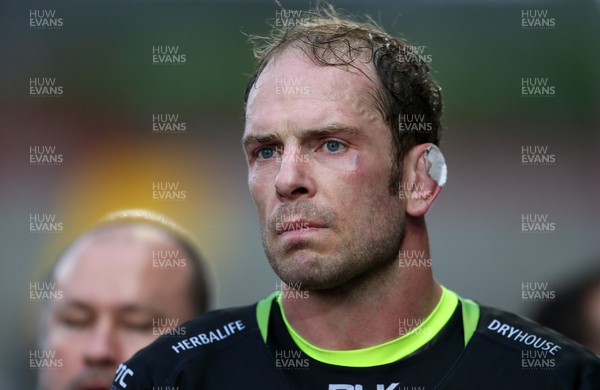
[1,0,599,387]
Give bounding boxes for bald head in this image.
[38,223,210,390]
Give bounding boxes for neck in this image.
[281,216,441,350]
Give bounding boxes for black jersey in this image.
[111,288,600,389]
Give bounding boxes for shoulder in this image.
[477,305,596,359]
[111,303,263,389]
[451,303,600,388]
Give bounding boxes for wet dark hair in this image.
[244,3,443,192]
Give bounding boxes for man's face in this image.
[243,49,405,291]
[39,226,196,390]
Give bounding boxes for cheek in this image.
[336,157,397,218]
[48,336,76,356]
[249,170,272,210]
[311,151,363,187]
[333,152,386,193]
[45,334,83,379]
[46,319,77,345]
[46,321,90,360]
[248,180,263,212]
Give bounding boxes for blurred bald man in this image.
[36,210,212,390]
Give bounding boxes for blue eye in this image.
[325,141,341,152]
[258,147,275,160]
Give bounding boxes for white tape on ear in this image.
[423,145,447,186]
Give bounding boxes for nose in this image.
[274,148,315,200]
[83,318,119,368]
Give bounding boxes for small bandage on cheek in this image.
[423,145,447,186]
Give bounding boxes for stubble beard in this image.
[261,198,405,292]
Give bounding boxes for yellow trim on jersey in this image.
[257,291,278,343]
[276,286,459,367]
[459,296,480,346]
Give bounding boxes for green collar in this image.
[255,286,479,368]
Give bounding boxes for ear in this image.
[401,143,447,217]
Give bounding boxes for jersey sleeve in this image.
[110,304,259,389]
[441,303,600,389]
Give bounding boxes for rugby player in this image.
[111,6,600,389]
